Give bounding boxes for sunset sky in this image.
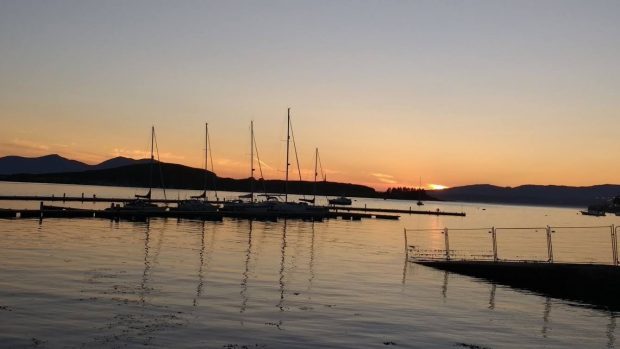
[1,1,619,190]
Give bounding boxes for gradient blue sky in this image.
[1,1,619,189]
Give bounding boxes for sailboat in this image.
[177,123,218,212]
[417,176,424,206]
[112,126,165,212]
[221,121,274,214]
[300,148,320,204]
[267,108,328,216]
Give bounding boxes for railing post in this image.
[491,227,498,262]
[611,225,618,266]
[546,226,554,263]
[403,228,409,259]
[444,228,450,260]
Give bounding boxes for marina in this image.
[1,1,618,347]
[0,195,465,219]
[0,202,399,221]
[1,181,620,348]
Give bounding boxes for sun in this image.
[428,184,449,190]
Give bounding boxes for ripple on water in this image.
[0,193,618,348]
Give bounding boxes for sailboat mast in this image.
[285,108,291,203]
[204,123,208,200]
[250,121,255,202]
[148,126,154,199]
[313,148,318,204]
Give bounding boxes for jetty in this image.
[405,225,620,310]
[0,195,465,216]
[331,204,466,216]
[0,202,400,222]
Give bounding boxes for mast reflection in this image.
[278,220,288,312]
[193,221,207,307]
[240,221,253,314]
[139,219,151,305]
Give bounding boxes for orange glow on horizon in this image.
[428,184,449,190]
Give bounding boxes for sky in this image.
[1,0,619,190]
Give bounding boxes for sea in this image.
[0,181,618,348]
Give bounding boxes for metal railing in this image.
[404,224,619,265]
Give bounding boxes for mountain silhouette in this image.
[0,154,88,174]
[0,161,378,198]
[0,154,150,175]
[432,184,620,207]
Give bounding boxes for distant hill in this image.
[0,162,378,198]
[0,154,89,174]
[91,156,152,170]
[0,154,150,175]
[432,184,620,207]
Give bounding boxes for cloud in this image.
[3,138,50,151]
[110,148,185,162]
[371,172,398,184]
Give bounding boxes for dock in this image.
[0,195,465,216]
[331,205,466,216]
[415,260,620,311]
[0,204,400,222]
[405,224,620,310]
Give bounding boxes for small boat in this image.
[328,196,352,205]
[416,177,424,206]
[580,210,606,217]
[117,197,164,212]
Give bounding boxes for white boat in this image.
[177,123,218,212]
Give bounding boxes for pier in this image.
[0,203,400,222]
[404,224,620,310]
[0,195,466,218]
[331,204,466,216]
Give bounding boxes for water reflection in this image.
[308,222,316,294]
[278,220,288,312]
[441,270,448,300]
[140,220,151,305]
[194,221,206,307]
[541,297,551,338]
[240,221,253,314]
[607,313,616,349]
[488,283,496,310]
[428,267,619,345]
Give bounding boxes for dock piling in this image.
[490,227,498,262]
[444,228,451,260]
[404,228,409,259]
[546,226,554,263]
[612,225,618,266]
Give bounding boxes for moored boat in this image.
[580,209,606,217]
[328,196,352,205]
[176,123,218,212]
[109,127,166,212]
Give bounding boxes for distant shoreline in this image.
[0,179,602,210]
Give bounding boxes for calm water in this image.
[0,182,618,348]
